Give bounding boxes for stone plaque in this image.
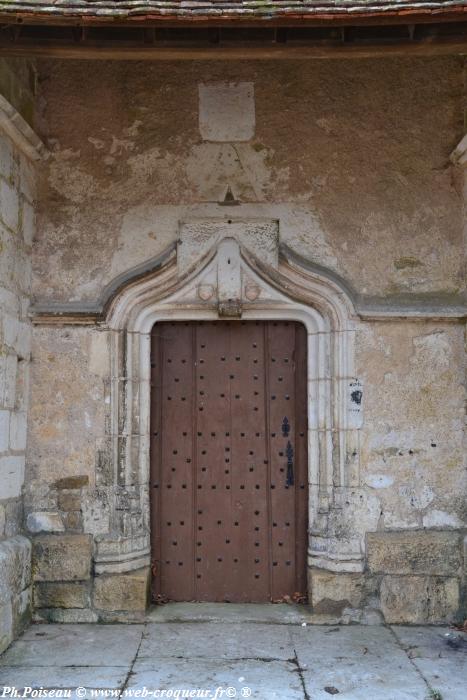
[178,218,279,275]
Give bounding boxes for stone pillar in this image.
[0,58,42,652]
[450,136,467,622]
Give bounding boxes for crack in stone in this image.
[388,625,438,697]
[149,655,295,662]
[118,625,146,697]
[291,648,310,700]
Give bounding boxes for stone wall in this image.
[33,58,463,307]
[0,58,37,652]
[27,56,466,624]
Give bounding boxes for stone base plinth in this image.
[0,536,32,654]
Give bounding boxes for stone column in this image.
[0,58,42,652]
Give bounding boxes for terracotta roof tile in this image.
[0,0,466,23]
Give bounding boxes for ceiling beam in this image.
[0,36,466,60]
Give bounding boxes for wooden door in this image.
[150,320,308,603]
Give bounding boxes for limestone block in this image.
[422,509,463,528]
[198,82,254,142]
[21,198,34,245]
[0,135,13,180]
[0,600,13,654]
[0,455,25,499]
[26,511,64,534]
[341,607,385,625]
[178,218,278,275]
[0,536,32,605]
[2,313,19,350]
[95,534,149,558]
[9,410,27,451]
[367,530,462,576]
[24,478,58,512]
[1,317,30,360]
[62,511,83,531]
[33,534,92,582]
[0,178,19,231]
[12,586,31,637]
[97,609,147,623]
[0,286,19,316]
[34,581,90,609]
[19,153,35,203]
[380,575,460,624]
[93,567,149,612]
[14,352,29,412]
[82,492,111,536]
[310,569,367,614]
[0,353,17,409]
[58,491,81,511]
[0,408,10,452]
[89,331,110,378]
[15,322,31,360]
[33,608,98,623]
[16,253,31,297]
[54,475,89,490]
[4,500,22,538]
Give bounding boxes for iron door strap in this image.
[282,416,290,437]
[286,440,294,486]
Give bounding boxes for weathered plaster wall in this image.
[27,57,466,624]
[0,58,36,652]
[33,57,464,306]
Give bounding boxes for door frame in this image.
[95,234,363,588]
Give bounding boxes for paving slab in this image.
[0,666,127,694]
[128,658,304,699]
[0,623,144,667]
[292,625,429,699]
[0,616,465,700]
[391,626,467,700]
[139,622,294,661]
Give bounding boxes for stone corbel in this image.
[450,134,467,167]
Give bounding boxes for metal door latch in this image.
[286,440,294,486]
[282,416,290,437]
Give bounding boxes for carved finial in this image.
[217,238,242,318]
[218,185,240,206]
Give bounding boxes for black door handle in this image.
[286,440,294,486]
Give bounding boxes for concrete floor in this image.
[0,605,466,700]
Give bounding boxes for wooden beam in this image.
[0,37,466,60]
[1,10,467,29]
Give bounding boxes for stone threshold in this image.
[147,602,343,625]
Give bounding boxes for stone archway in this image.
[93,221,362,602]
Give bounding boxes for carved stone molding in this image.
[95,228,367,576]
[450,134,467,167]
[31,239,466,322]
[0,94,47,162]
